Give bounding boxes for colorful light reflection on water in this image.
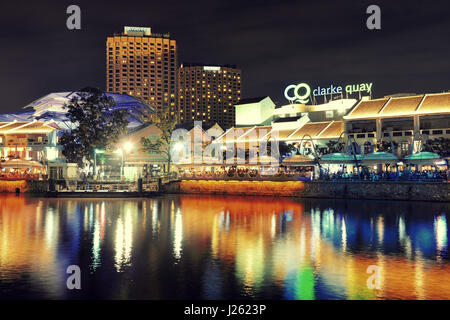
[0,194,449,299]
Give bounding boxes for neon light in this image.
[284,82,373,103]
[284,83,311,103]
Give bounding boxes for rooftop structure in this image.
[344,92,450,120]
[0,92,154,130]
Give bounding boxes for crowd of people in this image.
[0,171,43,181]
[180,165,448,183]
[319,169,448,182]
[180,166,314,180]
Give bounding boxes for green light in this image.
[95,149,105,154]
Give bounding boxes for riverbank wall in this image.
[2,179,449,202]
[0,180,49,193]
[164,180,450,202]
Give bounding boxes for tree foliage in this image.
[376,140,398,153]
[279,141,297,158]
[59,87,129,167]
[423,137,450,157]
[140,107,178,171]
[317,140,345,156]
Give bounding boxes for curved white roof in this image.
[0,92,155,131]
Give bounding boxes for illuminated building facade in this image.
[178,64,242,129]
[106,26,177,115]
[344,92,450,156]
[0,120,61,162]
[215,97,357,157]
[213,91,450,162]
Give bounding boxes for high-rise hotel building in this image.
[106,26,177,114]
[178,64,241,129]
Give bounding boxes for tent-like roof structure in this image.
[404,151,441,164]
[1,159,45,169]
[344,92,450,120]
[0,120,60,134]
[320,153,362,164]
[0,92,154,131]
[361,152,399,164]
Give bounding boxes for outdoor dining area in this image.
[295,151,448,182]
[0,159,47,180]
[175,149,448,183]
[177,155,313,181]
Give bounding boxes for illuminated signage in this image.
[203,66,221,71]
[124,26,151,35]
[284,83,311,104]
[285,82,373,103]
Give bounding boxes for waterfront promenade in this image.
[0,171,448,202]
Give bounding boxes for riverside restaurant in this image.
[177,92,449,182]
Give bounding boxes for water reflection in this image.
[0,194,449,299]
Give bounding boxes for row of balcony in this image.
[0,139,49,147]
[348,128,450,140]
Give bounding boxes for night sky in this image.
[0,0,449,113]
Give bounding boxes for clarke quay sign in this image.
[284,82,373,104]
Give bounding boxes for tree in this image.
[140,107,178,172]
[59,87,129,168]
[322,140,345,155]
[376,140,398,153]
[279,141,297,158]
[423,137,450,157]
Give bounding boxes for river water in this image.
[0,194,449,299]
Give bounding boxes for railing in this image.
[348,128,450,139]
[179,172,312,181]
[27,140,49,146]
[59,181,159,192]
[55,173,179,192]
[318,172,448,183]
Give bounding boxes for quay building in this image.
[200,91,450,176]
[0,88,448,181]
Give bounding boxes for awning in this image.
[222,156,279,167]
[320,153,362,164]
[282,154,316,166]
[361,152,399,165]
[1,159,45,169]
[404,152,441,165]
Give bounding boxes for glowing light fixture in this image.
[123,142,133,153]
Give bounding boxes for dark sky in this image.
[0,0,449,113]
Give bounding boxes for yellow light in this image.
[123,142,133,153]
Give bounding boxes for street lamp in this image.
[123,141,133,153]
